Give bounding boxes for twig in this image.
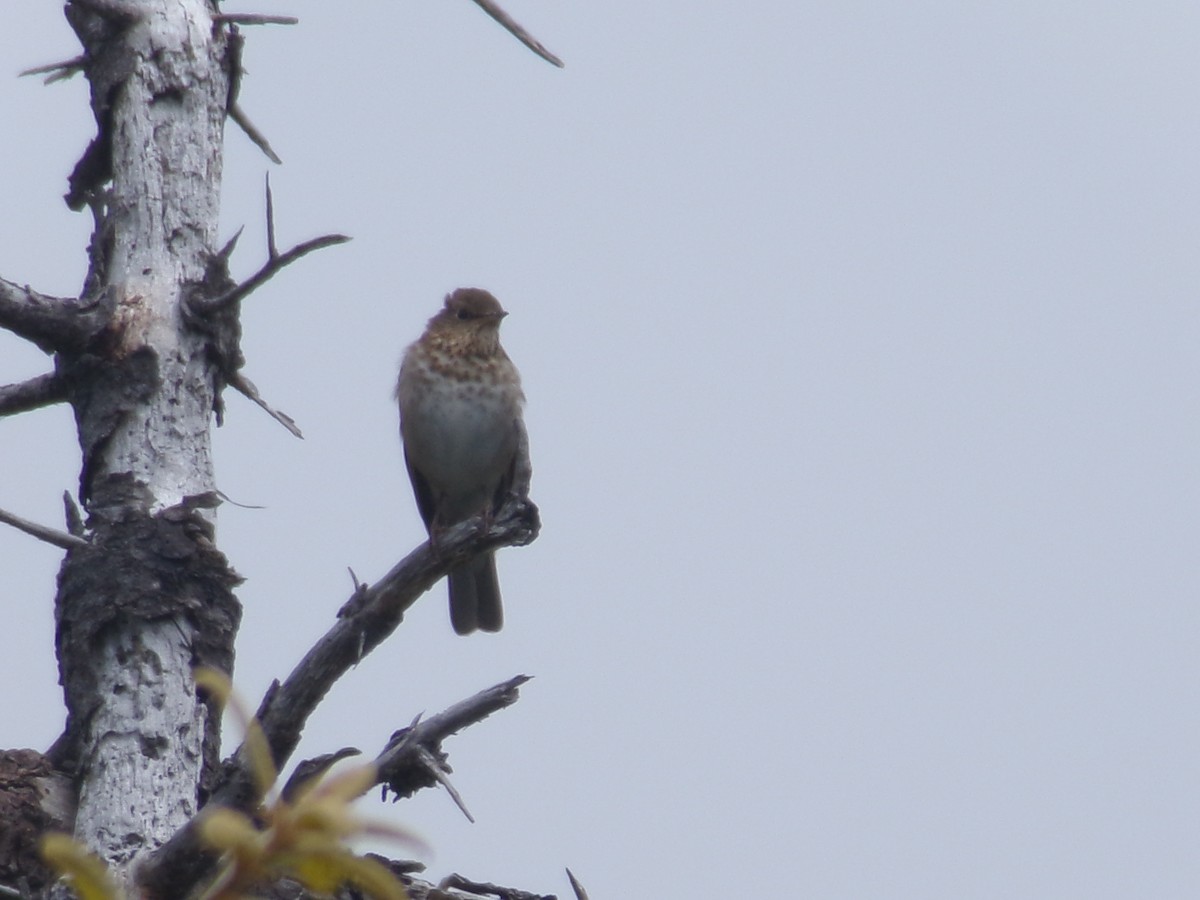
[200,232,348,312]
[63,491,85,537]
[566,868,590,900]
[280,747,361,802]
[213,13,299,26]
[0,506,89,551]
[0,372,68,417]
[468,0,564,68]
[224,370,303,438]
[228,103,283,164]
[369,677,531,814]
[191,180,349,314]
[265,174,279,259]
[439,873,553,900]
[19,56,87,84]
[415,746,475,822]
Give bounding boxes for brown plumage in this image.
[396,288,525,634]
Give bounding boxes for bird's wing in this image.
[403,443,438,530]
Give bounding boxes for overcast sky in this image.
[2,2,1198,897]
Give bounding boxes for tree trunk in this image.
[49,0,241,886]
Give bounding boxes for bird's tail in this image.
[448,552,503,635]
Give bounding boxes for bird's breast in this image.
[397,351,522,497]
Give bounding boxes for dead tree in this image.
[0,2,558,897]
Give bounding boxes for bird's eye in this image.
[456,309,473,321]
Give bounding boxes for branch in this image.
[0,278,100,354]
[0,506,89,551]
[225,371,303,438]
[199,232,348,312]
[374,675,531,812]
[228,103,283,164]
[280,747,361,802]
[20,55,87,84]
[439,873,554,900]
[212,13,299,26]
[0,371,68,417]
[140,493,539,898]
[189,180,349,314]
[566,869,590,900]
[468,0,565,67]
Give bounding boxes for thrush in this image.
[396,288,526,634]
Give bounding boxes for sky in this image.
[2,2,1199,897]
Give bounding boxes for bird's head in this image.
[427,288,509,353]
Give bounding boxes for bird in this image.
[395,288,526,634]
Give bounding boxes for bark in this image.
[45,0,242,887]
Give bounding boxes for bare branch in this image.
[190,232,350,314]
[63,491,85,537]
[439,873,554,900]
[414,746,475,822]
[20,56,87,84]
[265,175,279,259]
[0,278,100,354]
[141,494,539,897]
[468,0,565,68]
[280,747,361,802]
[0,506,89,551]
[374,675,531,808]
[228,102,283,164]
[566,869,590,900]
[224,370,303,438]
[212,13,299,26]
[0,372,68,417]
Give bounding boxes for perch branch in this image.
[468,0,565,67]
[0,506,89,551]
[0,372,68,417]
[140,485,539,898]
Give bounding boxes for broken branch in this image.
[373,675,531,815]
[224,371,303,438]
[0,506,89,551]
[468,0,565,68]
[212,13,299,26]
[20,56,87,84]
[0,278,101,354]
[0,371,68,417]
[228,103,283,164]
